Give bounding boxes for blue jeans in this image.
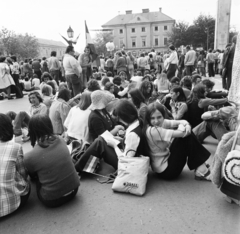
[66,74,82,97]
[193,120,228,143]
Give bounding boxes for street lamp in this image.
[67,26,74,38]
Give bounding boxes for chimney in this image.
[142,9,149,13]
[159,8,162,12]
[126,10,132,14]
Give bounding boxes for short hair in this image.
[170,77,180,85]
[11,55,17,62]
[57,88,71,102]
[41,84,52,96]
[59,83,68,91]
[0,114,13,142]
[186,45,190,50]
[33,73,38,78]
[66,46,74,54]
[28,115,54,147]
[208,48,212,53]
[169,45,175,51]
[113,76,121,86]
[114,100,138,124]
[181,76,192,90]
[47,81,56,95]
[50,51,57,57]
[129,88,146,109]
[107,71,113,77]
[104,82,114,91]
[140,80,153,100]
[137,71,142,76]
[192,74,202,84]
[171,86,186,102]
[77,92,92,110]
[42,57,46,60]
[101,77,110,87]
[87,79,100,91]
[28,91,43,103]
[24,59,28,63]
[0,56,6,62]
[202,79,215,89]
[41,72,52,82]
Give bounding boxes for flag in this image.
[85,21,100,67]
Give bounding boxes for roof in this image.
[102,11,175,27]
[37,38,66,47]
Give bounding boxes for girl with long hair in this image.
[144,102,211,180]
[140,80,154,104]
[24,114,80,207]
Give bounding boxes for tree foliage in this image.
[0,27,39,59]
[93,32,113,56]
[168,14,215,49]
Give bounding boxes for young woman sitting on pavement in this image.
[169,86,188,120]
[144,102,211,181]
[24,114,80,208]
[88,90,124,141]
[64,92,93,144]
[0,114,30,218]
[6,91,48,141]
[187,84,228,128]
[75,100,143,173]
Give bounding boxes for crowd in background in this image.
[0,34,239,218]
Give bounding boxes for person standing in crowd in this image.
[184,45,196,75]
[48,51,60,85]
[22,59,32,78]
[137,53,147,75]
[116,52,127,75]
[206,49,215,77]
[197,50,206,76]
[79,46,92,88]
[41,57,49,73]
[167,45,178,80]
[0,56,15,100]
[32,59,42,80]
[156,52,163,73]
[106,56,114,74]
[214,50,219,74]
[63,46,82,97]
[177,49,185,79]
[222,35,237,90]
[126,51,135,78]
[0,114,30,218]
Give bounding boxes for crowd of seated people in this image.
[1,44,240,218]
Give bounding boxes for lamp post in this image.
[67,26,74,39]
[60,26,79,46]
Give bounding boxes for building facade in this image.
[102,8,175,54]
[37,38,66,60]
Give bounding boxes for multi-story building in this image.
[37,38,66,60]
[102,8,175,54]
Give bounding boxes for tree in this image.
[167,21,190,47]
[168,14,215,50]
[0,27,39,58]
[93,32,113,56]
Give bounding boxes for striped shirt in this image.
[0,141,30,217]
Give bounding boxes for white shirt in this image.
[64,107,92,143]
[32,78,40,88]
[63,54,82,76]
[168,51,178,64]
[131,76,143,89]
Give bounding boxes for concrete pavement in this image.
[0,84,240,234]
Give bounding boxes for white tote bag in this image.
[112,156,150,196]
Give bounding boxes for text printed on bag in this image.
[123,182,139,189]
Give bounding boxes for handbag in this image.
[112,154,150,196]
[222,126,240,187]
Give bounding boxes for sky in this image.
[0,0,239,52]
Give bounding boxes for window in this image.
[131,28,135,33]
[154,26,158,31]
[132,38,136,48]
[155,38,158,46]
[119,39,124,48]
[142,27,145,32]
[142,38,146,47]
[164,25,168,31]
[119,29,123,34]
[164,37,168,45]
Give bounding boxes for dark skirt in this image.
[167,64,177,80]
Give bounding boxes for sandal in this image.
[195,169,211,181]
